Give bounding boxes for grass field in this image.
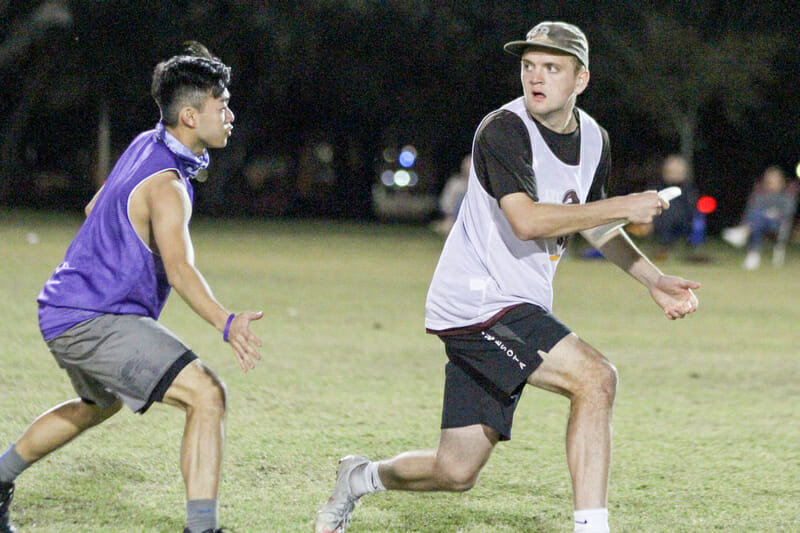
[0,208,798,532]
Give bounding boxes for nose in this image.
[226,107,235,123]
[529,69,544,84]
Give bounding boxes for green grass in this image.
[1,208,798,532]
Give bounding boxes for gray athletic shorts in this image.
[46,314,197,414]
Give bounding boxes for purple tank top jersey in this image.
[37,124,206,340]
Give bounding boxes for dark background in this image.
[1,0,797,231]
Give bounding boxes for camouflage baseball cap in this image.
[503,21,589,69]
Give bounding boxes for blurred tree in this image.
[0,1,71,65]
[0,0,795,219]
[597,7,785,167]
[262,1,521,215]
[0,0,72,204]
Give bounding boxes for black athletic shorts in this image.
[439,304,571,440]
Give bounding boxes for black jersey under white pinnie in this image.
[425,96,611,332]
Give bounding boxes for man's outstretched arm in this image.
[583,228,700,320]
[147,172,263,370]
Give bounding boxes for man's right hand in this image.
[621,190,670,224]
[225,311,264,372]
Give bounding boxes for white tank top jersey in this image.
[425,97,605,331]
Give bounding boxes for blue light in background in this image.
[398,145,417,168]
[398,151,415,168]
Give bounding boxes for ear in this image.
[574,68,590,96]
[179,106,198,128]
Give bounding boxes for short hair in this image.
[151,41,231,127]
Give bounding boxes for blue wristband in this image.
[223,313,235,342]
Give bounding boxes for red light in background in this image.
[697,196,717,214]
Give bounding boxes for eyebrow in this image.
[521,58,561,68]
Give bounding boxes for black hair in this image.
[151,41,231,127]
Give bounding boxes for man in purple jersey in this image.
[315,22,700,533]
[0,42,261,533]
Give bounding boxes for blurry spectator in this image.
[228,156,292,217]
[722,165,799,270]
[296,136,337,216]
[650,154,705,261]
[432,154,470,235]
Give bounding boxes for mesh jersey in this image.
[425,97,609,332]
[37,127,199,341]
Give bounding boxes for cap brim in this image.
[503,40,572,58]
[503,41,532,56]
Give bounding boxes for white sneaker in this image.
[722,226,750,248]
[314,455,369,533]
[743,250,761,270]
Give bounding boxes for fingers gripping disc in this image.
[658,186,682,202]
[587,186,682,242]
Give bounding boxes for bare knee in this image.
[561,341,618,406]
[171,363,228,419]
[191,377,227,418]
[598,360,618,401]
[529,335,618,406]
[435,459,482,492]
[442,472,479,492]
[578,359,618,407]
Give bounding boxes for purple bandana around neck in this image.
[154,121,210,180]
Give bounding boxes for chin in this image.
[524,98,545,111]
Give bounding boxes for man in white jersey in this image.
[315,21,700,533]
